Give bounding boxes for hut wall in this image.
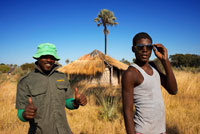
[101,67,110,84]
[112,67,121,85]
[90,67,110,85]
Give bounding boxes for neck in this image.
[134,60,149,67]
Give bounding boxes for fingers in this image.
[153,44,167,52]
[153,43,168,60]
[74,88,87,106]
[23,109,37,117]
[153,46,158,55]
[23,111,36,119]
[27,105,37,112]
[78,94,87,106]
[153,45,161,58]
[24,97,37,119]
[153,43,164,47]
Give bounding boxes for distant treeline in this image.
[170,54,200,68]
[0,54,200,74]
[120,54,200,68]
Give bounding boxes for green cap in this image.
[33,43,60,60]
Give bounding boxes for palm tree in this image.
[65,59,70,64]
[94,9,118,55]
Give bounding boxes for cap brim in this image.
[33,53,60,61]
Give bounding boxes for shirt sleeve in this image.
[16,77,30,110]
[65,98,79,110]
[17,109,27,122]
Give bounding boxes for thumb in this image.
[75,88,80,98]
[28,97,33,105]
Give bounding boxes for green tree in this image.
[94,9,118,55]
[120,58,131,65]
[0,64,10,73]
[169,54,200,68]
[65,59,70,64]
[20,63,35,71]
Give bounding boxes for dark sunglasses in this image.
[135,44,153,51]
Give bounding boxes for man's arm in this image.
[153,44,178,95]
[22,97,37,120]
[122,68,136,134]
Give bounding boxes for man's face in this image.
[38,55,56,73]
[133,38,153,63]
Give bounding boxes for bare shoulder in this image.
[122,66,140,85]
[123,66,139,76]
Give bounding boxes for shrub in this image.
[20,63,35,71]
[0,65,10,73]
[170,54,200,68]
[90,86,120,122]
[96,94,120,121]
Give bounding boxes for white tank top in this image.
[132,63,166,134]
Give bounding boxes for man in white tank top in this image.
[122,32,178,134]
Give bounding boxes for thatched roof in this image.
[58,49,128,75]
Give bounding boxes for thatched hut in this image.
[58,49,128,86]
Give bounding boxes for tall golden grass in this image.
[0,69,199,134]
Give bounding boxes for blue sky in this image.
[0,0,200,66]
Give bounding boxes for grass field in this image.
[0,69,199,134]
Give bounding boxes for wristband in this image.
[65,98,77,110]
[17,109,27,122]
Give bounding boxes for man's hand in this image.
[153,44,168,61]
[22,97,37,120]
[74,88,87,107]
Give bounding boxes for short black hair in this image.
[132,32,152,46]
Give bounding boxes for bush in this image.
[20,63,35,71]
[96,94,120,121]
[89,86,120,122]
[13,67,31,82]
[170,54,200,68]
[0,65,10,73]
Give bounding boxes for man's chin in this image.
[44,67,53,72]
[139,58,149,63]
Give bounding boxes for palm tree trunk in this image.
[104,26,107,55]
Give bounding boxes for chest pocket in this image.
[29,82,47,107]
[56,80,69,90]
[56,80,70,101]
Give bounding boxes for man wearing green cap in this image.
[16,43,87,134]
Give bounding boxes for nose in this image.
[46,57,53,62]
[142,46,148,51]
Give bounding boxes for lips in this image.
[44,63,53,68]
[141,55,148,58]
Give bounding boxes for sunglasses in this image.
[135,44,153,51]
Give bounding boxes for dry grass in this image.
[0,70,199,134]
[163,70,200,134]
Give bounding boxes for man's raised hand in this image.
[22,97,37,120]
[153,44,168,61]
[74,88,87,107]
